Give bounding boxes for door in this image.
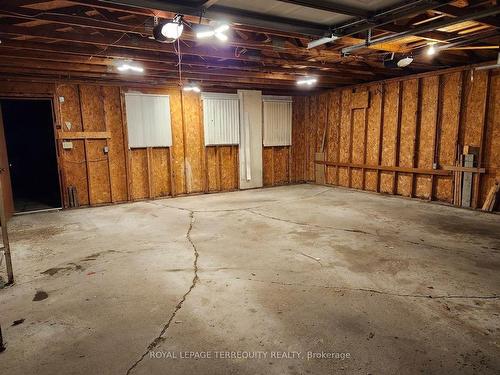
[0,103,14,219]
[238,90,263,189]
[0,99,61,213]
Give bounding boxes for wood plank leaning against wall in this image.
[293,65,499,211]
[0,80,294,208]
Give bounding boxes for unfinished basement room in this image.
[0,0,499,374]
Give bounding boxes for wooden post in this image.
[0,324,6,352]
[0,171,13,285]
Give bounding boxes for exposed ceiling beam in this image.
[0,39,399,77]
[342,4,500,54]
[200,0,220,10]
[0,50,365,84]
[0,6,340,58]
[332,0,452,37]
[275,0,368,18]
[436,4,500,28]
[100,0,329,36]
[0,64,337,89]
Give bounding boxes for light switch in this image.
[103,146,109,153]
[59,96,65,103]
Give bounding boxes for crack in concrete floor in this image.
[244,278,500,300]
[122,187,498,374]
[147,187,332,213]
[126,211,199,375]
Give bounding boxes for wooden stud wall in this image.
[0,80,292,208]
[263,146,292,187]
[295,66,499,210]
[1,65,496,211]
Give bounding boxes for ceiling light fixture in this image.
[297,77,317,86]
[383,53,413,68]
[196,23,230,42]
[397,56,413,67]
[183,83,201,93]
[307,35,338,49]
[426,42,437,56]
[153,15,184,43]
[115,60,144,73]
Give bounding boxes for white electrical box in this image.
[62,141,73,150]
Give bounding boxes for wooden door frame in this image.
[0,95,64,212]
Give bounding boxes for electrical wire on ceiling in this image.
[1,8,154,61]
[176,36,182,87]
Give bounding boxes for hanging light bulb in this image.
[114,59,144,73]
[183,83,201,93]
[427,42,437,56]
[153,15,184,43]
[296,77,317,86]
[196,22,230,42]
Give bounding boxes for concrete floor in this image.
[0,184,499,375]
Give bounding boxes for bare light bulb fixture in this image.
[196,23,230,41]
[426,42,437,56]
[183,84,201,93]
[153,15,184,43]
[115,60,144,73]
[297,77,317,86]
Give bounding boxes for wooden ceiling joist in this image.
[0,0,497,91]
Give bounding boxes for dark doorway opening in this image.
[0,99,61,213]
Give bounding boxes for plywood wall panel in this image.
[130,148,149,200]
[182,92,203,193]
[263,147,273,186]
[87,139,111,205]
[3,80,299,210]
[338,90,351,187]
[296,67,497,211]
[351,108,365,189]
[220,146,238,191]
[206,146,219,192]
[61,140,89,206]
[79,85,106,132]
[480,71,500,206]
[306,96,316,181]
[462,70,488,147]
[316,93,328,152]
[380,82,399,194]
[56,84,88,205]
[435,72,461,203]
[326,91,341,185]
[291,96,306,182]
[365,84,383,191]
[169,90,186,195]
[273,146,289,185]
[151,147,171,198]
[57,84,83,131]
[415,76,439,198]
[397,79,418,197]
[103,86,127,202]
